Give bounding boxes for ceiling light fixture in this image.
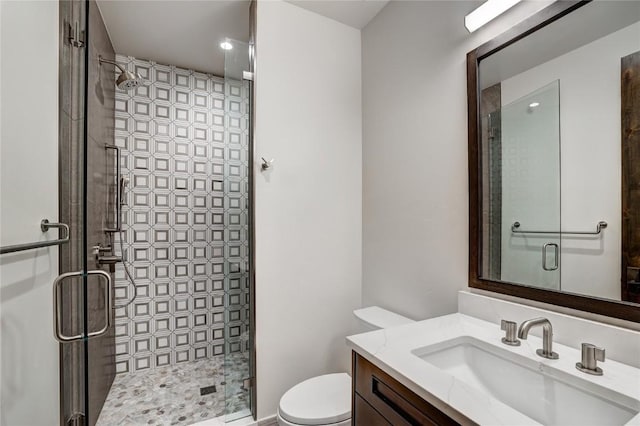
[529,102,540,108]
[465,0,523,33]
[220,41,233,51]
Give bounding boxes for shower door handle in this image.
[104,145,121,232]
[542,243,559,271]
[53,270,112,342]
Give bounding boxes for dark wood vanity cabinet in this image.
[352,352,465,426]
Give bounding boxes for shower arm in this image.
[98,56,126,73]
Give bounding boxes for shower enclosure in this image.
[480,80,561,291]
[57,0,255,424]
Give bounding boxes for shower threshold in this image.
[190,408,253,426]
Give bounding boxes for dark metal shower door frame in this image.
[59,1,118,425]
[58,0,90,424]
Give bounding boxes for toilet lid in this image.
[278,373,351,425]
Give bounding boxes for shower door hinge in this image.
[242,71,254,81]
[242,377,254,390]
[66,413,85,426]
[67,21,85,48]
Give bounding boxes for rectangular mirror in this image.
[468,0,640,322]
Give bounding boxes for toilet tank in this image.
[353,306,414,331]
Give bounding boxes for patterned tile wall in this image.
[112,55,250,373]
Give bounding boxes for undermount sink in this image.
[412,337,640,425]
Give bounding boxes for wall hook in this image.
[261,157,274,171]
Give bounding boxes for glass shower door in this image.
[0,1,86,424]
[499,81,562,290]
[223,38,254,421]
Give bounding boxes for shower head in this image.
[116,69,144,90]
[98,56,146,91]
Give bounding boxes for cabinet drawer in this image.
[354,394,391,426]
[353,352,466,426]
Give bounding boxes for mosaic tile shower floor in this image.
[96,354,250,426]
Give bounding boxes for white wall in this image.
[0,1,60,424]
[361,1,551,321]
[500,21,640,300]
[255,0,362,419]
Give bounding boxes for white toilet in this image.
[276,307,414,426]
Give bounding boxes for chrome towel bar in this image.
[0,219,70,254]
[511,220,608,235]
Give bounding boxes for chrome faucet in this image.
[517,317,559,359]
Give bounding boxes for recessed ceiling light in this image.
[465,0,523,33]
[220,41,233,51]
[529,102,540,108]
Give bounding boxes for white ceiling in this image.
[95,0,388,77]
[286,0,389,29]
[96,0,250,76]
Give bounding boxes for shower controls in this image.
[94,244,122,272]
[500,320,521,346]
[97,255,122,265]
[96,245,112,254]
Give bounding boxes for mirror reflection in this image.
[477,1,640,304]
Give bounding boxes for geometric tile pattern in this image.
[112,54,250,374]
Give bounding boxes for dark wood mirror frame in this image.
[467,0,640,323]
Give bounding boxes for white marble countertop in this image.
[346,313,640,425]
